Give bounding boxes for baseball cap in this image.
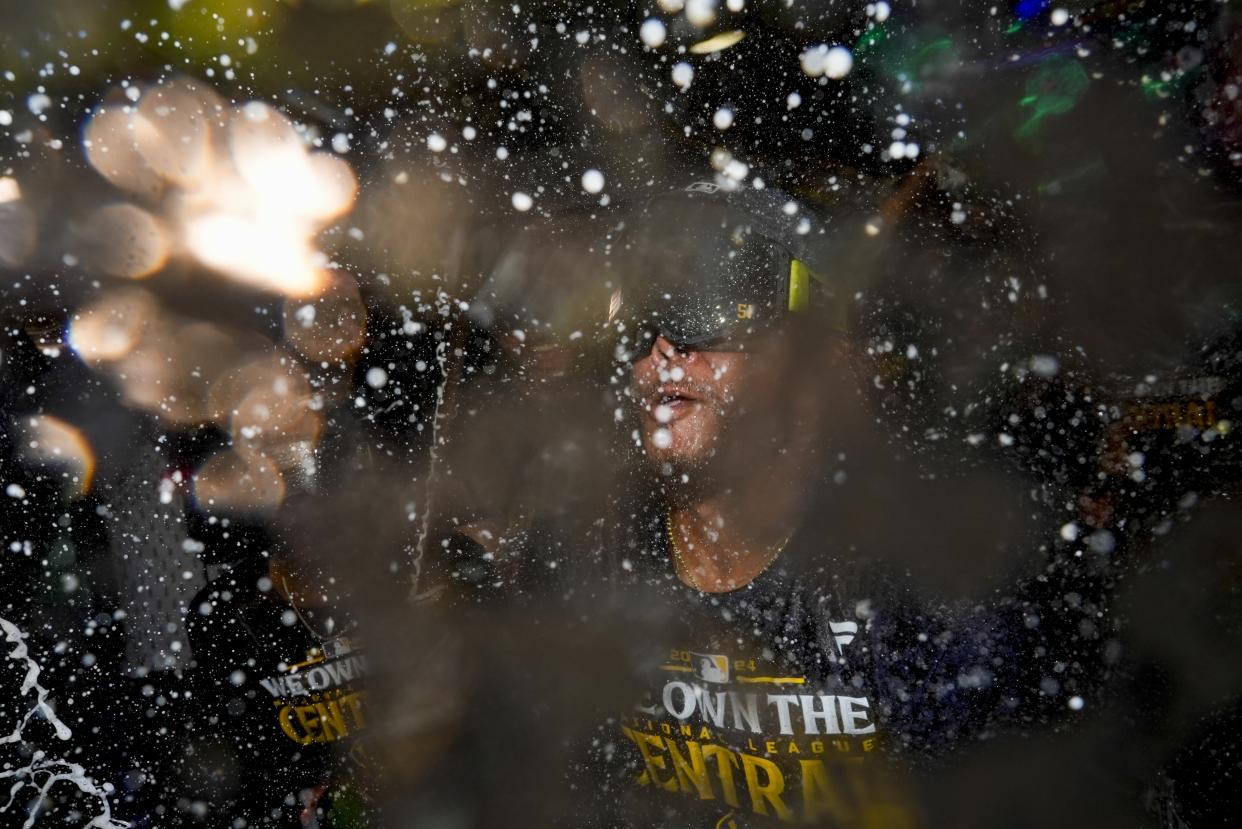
[609,181,819,351]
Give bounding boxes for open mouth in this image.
[648,385,703,418]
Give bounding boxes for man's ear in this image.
[789,330,863,446]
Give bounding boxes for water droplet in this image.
[672,61,695,90]
[640,18,667,48]
[581,168,605,193]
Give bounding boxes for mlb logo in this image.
[691,652,730,684]
[322,637,355,660]
[685,181,720,194]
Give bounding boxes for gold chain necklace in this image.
[279,575,351,643]
[666,509,793,591]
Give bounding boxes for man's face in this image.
[630,334,747,472]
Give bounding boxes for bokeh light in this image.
[82,78,356,297]
[209,352,323,481]
[281,274,368,362]
[67,287,158,363]
[18,415,96,498]
[193,446,287,514]
[77,203,171,279]
[0,176,36,268]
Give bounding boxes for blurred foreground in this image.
[2,1,1242,827]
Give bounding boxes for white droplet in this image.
[1030,354,1060,378]
[669,366,685,382]
[496,146,510,160]
[1059,522,1080,542]
[786,92,802,109]
[462,125,477,140]
[801,44,852,78]
[640,18,667,48]
[652,428,673,449]
[331,132,350,153]
[712,107,734,130]
[1086,529,1116,555]
[724,159,749,180]
[366,367,388,388]
[888,141,908,160]
[726,0,744,10]
[511,191,533,211]
[685,0,717,27]
[672,61,695,90]
[654,404,673,423]
[799,45,828,76]
[874,1,891,22]
[1050,7,1069,26]
[657,0,685,11]
[581,168,605,194]
[1068,695,1084,711]
[824,46,854,79]
[427,132,448,152]
[0,110,11,126]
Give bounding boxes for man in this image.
[562,181,1117,828]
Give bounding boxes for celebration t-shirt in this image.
[183,565,372,828]
[554,506,1104,828]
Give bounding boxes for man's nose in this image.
[650,334,695,365]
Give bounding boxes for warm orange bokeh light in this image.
[20,416,97,498]
[82,79,357,298]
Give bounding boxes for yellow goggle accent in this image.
[788,258,811,312]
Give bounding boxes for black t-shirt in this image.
[182,566,371,828]
[578,554,923,828]
[544,502,1111,828]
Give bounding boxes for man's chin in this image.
[642,441,713,480]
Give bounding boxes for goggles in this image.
[609,186,815,352]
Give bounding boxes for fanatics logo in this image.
[829,621,857,655]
